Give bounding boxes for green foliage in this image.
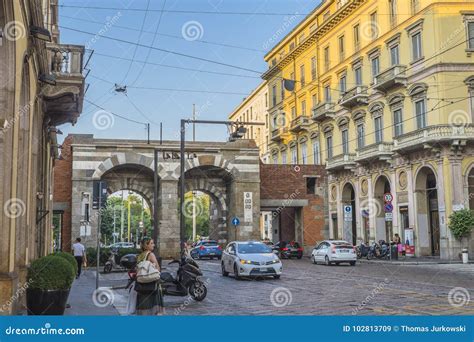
[448,209,474,240]
[184,192,211,240]
[27,256,75,290]
[86,247,140,267]
[51,252,78,275]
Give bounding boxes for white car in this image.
[311,240,356,266]
[221,241,282,279]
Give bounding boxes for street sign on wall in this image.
[383,193,393,203]
[244,192,253,223]
[344,205,352,221]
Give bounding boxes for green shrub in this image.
[449,209,474,240]
[27,256,75,290]
[51,252,78,275]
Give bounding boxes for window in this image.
[415,98,427,129]
[313,140,321,164]
[393,108,403,137]
[306,177,317,195]
[467,22,474,50]
[353,24,360,50]
[339,35,345,61]
[326,135,333,159]
[324,85,331,102]
[291,147,297,164]
[357,123,365,149]
[354,66,362,85]
[300,65,305,87]
[371,56,380,79]
[389,0,397,28]
[291,106,296,119]
[411,32,422,61]
[281,79,285,100]
[301,142,307,164]
[324,46,330,71]
[265,93,268,108]
[339,74,347,93]
[265,114,268,128]
[301,100,307,116]
[282,151,287,164]
[311,57,317,80]
[370,12,378,40]
[299,33,306,44]
[342,129,349,155]
[290,42,295,51]
[323,11,331,21]
[390,44,400,65]
[312,94,317,109]
[272,85,277,106]
[374,116,383,143]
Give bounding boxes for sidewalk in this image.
[65,268,120,316]
[357,256,471,265]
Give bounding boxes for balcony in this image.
[43,43,85,126]
[312,102,336,122]
[326,153,356,171]
[289,116,311,133]
[355,142,394,163]
[339,86,368,109]
[393,125,474,152]
[271,127,289,142]
[373,65,407,92]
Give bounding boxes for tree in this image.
[184,192,210,240]
[448,209,474,241]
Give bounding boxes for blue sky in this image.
[58,0,318,144]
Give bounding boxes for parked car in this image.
[190,240,223,260]
[262,240,279,253]
[311,240,356,266]
[221,241,282,279]
[106,242,135,249]
[276,241,304,259]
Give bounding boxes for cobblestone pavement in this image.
[97,259,474,316]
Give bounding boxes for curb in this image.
[357,259,472,265]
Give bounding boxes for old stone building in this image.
[0,0,85,314]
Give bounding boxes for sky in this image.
[58,0,319,144]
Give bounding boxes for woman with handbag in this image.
[135,237,163,315]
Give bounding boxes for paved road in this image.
[98,258,474,316]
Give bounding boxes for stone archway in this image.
[341,182,356,244]
[415,166,440,256]
[374,175,391,241]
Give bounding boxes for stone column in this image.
[390,170,399,235]
[228,180,260,242]
[158,180,180,258]
[367,176,375,242]
[437,158,449,259]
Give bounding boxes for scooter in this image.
[104,248,137,273]
[356,242,370,259]
[160,253,207,301]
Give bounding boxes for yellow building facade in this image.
[0,0,85,313]
[263,0,474,259]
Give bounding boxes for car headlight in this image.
[240,259,251,265]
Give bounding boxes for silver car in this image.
[221,241,282,279]
[311,240,356,266]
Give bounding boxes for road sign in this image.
[344,205,352,221]
[383,193,393,203]
[385,212,393,221]
[232,217,240,226]
[384,203,393,212]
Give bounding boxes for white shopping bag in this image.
[126,286,137,315]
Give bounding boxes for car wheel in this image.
[350,261,356,266]
[273,275,281,279]
[311,255,317,264]
[221,262,229,277]
[325,256,331,266]
[233,263,241,280]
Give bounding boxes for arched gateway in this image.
[68,134,261,258]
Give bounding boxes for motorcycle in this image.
[366,240,390,260]
[104,248,137,273]
[356,242,370,259]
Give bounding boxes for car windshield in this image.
[237,243,272,254]
[202,241,218,246]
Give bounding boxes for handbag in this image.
[136,252,161,283]
[134,281,157,293]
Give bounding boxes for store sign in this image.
[244,192,253,223]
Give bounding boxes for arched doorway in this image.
[415,167,440,256]
[342,183,356,244]
[374,175,391,242]
[468,167,474,210]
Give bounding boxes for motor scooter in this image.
[104,248,137,273]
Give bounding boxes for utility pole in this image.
[127,193,131,242]
[113,206,116,244]
[120,190,124,242]
[192,104,196,142]
[192,191,197,241]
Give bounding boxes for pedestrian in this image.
[72,237,86,279]
[135,237,163,315]
[393,233,401,245]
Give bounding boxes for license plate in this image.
[210,253,215,255]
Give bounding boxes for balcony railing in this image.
[373,65,407,92]
[289,116,311,132]
[339,85,368,108]
[393,124,474,152]
[312,102,336,122]
[326,153,356,171]
[43,43,85,126]
[355,142,394,163]
[271,127,289,142]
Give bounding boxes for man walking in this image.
[72,237,86,279]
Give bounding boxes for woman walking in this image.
[135,237,163,315]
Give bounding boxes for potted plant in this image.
[26,255,75,315]
[448,209,474,258]
[51,251,78,276]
